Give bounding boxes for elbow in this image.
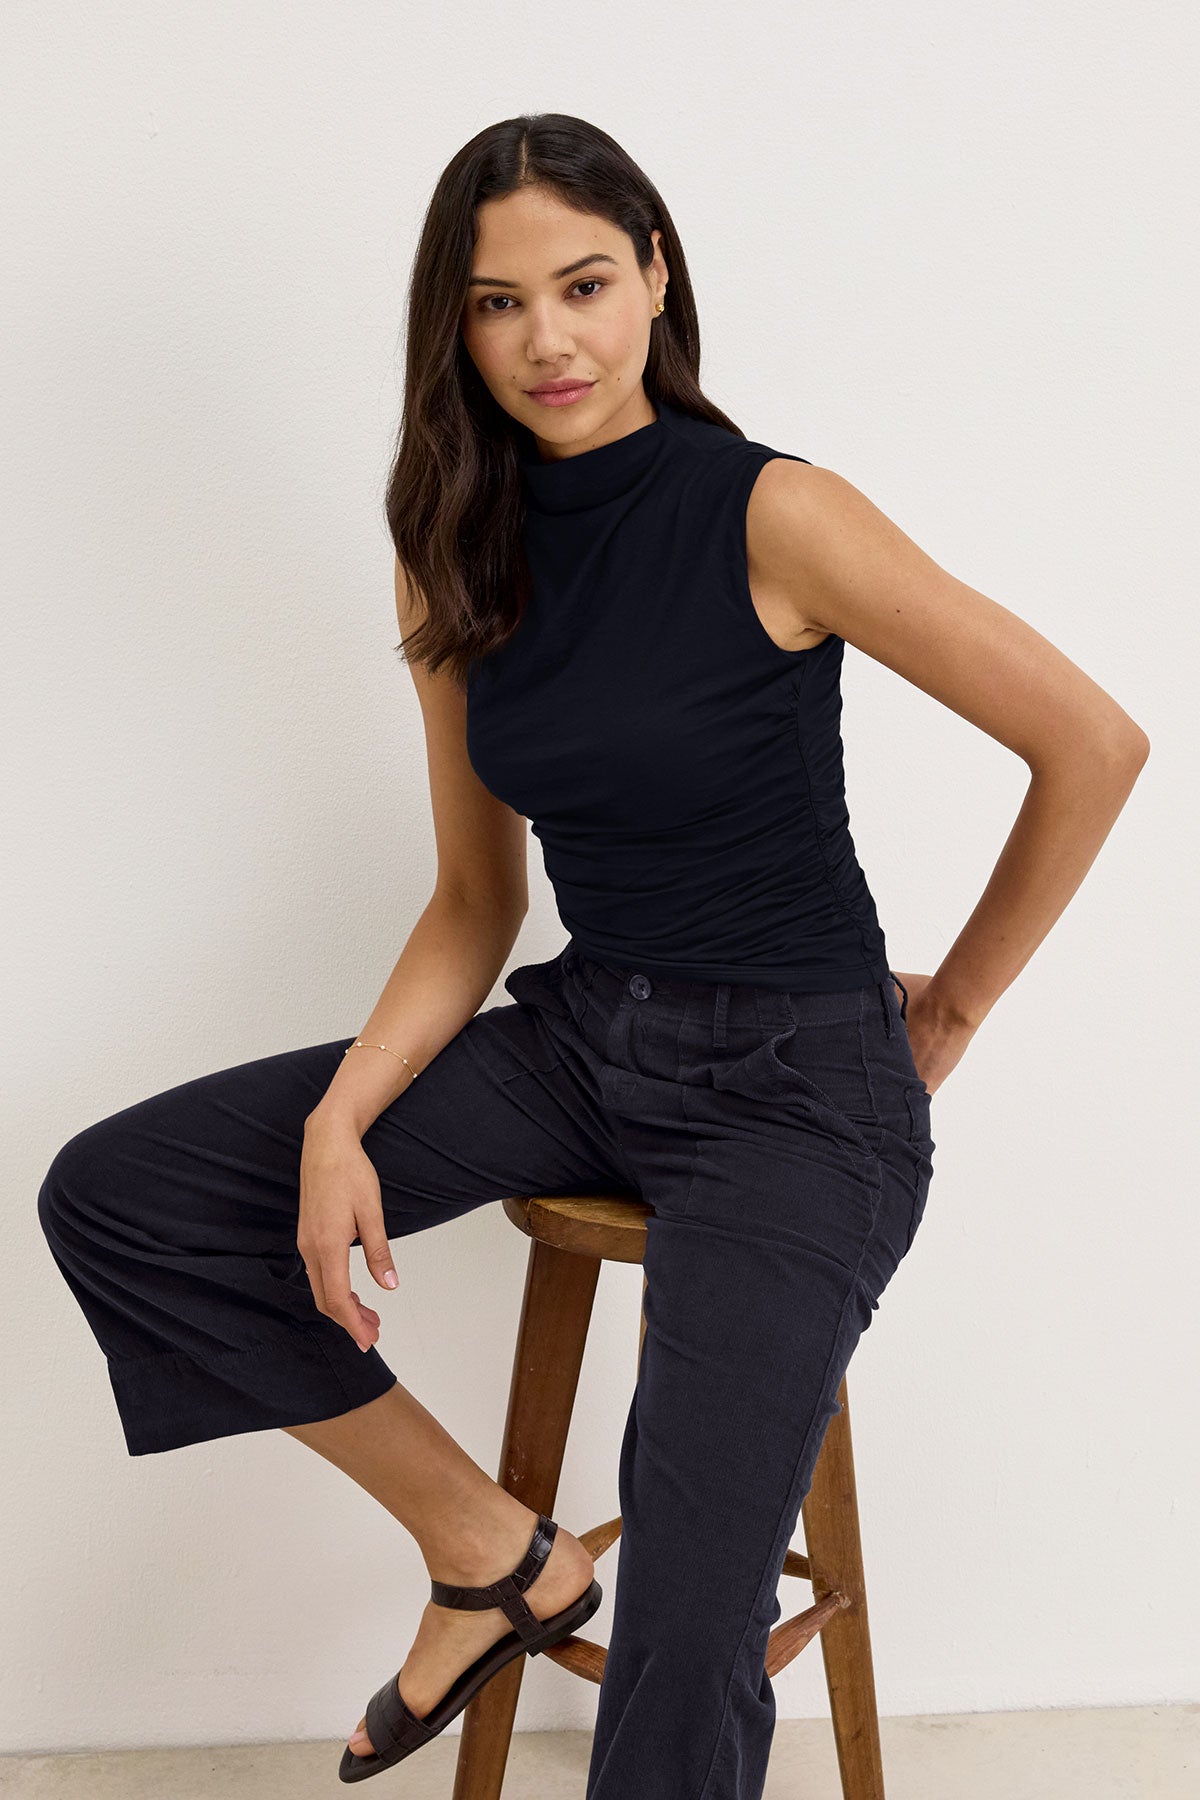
[1090,702,1150,775]
[1113,723,1151,773]
[1094,724,1151,801]
[1027,719,1149,785]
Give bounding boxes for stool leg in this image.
[452,1236,603,1800]
[801,1375,886,1799]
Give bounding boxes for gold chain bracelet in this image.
[343,1040,419,1080]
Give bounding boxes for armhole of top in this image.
[732,450,830,664]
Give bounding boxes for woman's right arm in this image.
[298,555,529,1350]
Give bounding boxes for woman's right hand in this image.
[298,1120,399,1351]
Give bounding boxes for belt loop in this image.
[713,983,731,1052]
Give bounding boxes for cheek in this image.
[598,311,650,367]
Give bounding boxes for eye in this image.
[475,278,608,314]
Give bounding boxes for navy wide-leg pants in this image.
[37,940,935,1800]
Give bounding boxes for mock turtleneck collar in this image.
[516,398,672,514]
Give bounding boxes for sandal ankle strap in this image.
[429,1513,558,1647]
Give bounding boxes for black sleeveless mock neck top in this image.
[465,396,892,991]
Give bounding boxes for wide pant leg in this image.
[36,971,634,1457]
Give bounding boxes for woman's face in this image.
[460,185,668,459]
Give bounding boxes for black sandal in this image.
[338,1512,603,1782]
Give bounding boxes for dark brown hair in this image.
[385,112,747,689]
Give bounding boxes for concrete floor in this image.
[3,1704,1196,1798]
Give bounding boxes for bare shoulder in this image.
[744,461,1147,768]
[743,456,834,651]
[744,456,861,595]
[745,458,926,640]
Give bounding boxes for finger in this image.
[320,1257,370,1348]
[359,1224,399,1292]
[349,1290,380,1325]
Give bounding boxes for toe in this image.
[348,1715,372,1756]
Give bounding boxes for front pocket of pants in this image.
[706,1030,881,1164]
[678,1085,884,1247]
[770,1025,892,1158]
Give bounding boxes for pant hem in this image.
[106,1328,400,1456]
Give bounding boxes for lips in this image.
[527,380,596,407]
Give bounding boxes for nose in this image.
[524,305,577,361]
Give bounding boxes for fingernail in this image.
[383,1270,398,1288]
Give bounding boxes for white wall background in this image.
[3,0,1195,1763]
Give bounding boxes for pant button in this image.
[629,974,652,1000]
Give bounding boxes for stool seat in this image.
[501,1190,652,1262]
[453,1192,887,1799]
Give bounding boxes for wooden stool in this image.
[450,1193,886,1800]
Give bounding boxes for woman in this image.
[37,112,1149,1796]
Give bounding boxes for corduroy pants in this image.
[37,940,935,1800]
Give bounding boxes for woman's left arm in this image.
[748,461,1151,1092]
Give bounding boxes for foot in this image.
[346,1516,595,1759]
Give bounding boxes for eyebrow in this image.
[466,253,619,290]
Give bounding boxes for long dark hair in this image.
[385,112,747,689]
